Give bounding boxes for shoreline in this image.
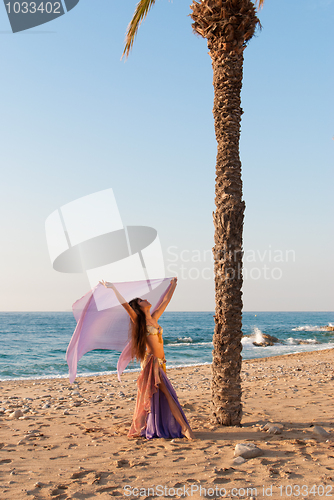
[1,345,333,383]
[1,348,334,499]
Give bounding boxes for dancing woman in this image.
[100,278,194,440]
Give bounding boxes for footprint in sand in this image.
[183,403,196,411]
[96,486,122,494]
[83,427,104,434]
[70,470,93,479]
[211,477,230,484]
[49,485,68,497]
[114,459,130,468]
[49,455,69,460]
[129,459,150,467]
[171,446,192,453]
[0,459,12,464]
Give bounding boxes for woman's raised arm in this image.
[99,280,137,323]
[152,277,177,320]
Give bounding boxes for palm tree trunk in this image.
[211,49,245,426]
[189,0,260,426]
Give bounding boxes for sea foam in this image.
[292,325,330,332]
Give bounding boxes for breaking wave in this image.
[292,325,333,332]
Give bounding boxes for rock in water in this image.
[234,443,263,459]
[253,333,281,347]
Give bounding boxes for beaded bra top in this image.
[146,324,163,344]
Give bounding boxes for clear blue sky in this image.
[0,0,333,312]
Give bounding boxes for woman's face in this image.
[137,298,151,310]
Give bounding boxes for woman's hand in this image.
[99,280,114,289]
[170,277,178,286]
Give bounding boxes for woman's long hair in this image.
[128,298,147,361]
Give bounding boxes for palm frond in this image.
[255,0,265,9]
[123,0,156,59]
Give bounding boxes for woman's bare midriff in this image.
[146,335,165,359]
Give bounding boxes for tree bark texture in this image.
[211,48,244,426]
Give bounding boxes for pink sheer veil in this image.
[66,278,172,383]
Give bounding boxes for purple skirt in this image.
[128,354,190,439]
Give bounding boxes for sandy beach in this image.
[1,348,334,499]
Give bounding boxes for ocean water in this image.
[0,311,333,381]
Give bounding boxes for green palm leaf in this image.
[123,0,157,58]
